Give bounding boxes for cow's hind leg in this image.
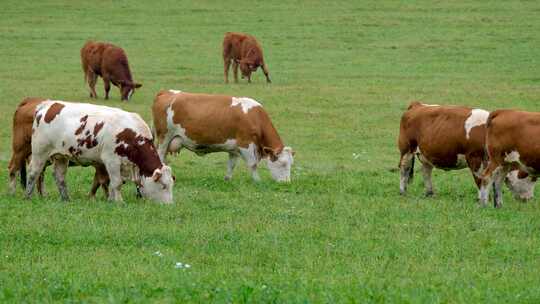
[225,153,239,181]
[421,162,434,197]
[103,77,111,100]
[233,61,239,83]
[87,71,98,98]
[25,156,47,199]
[52,158,70,201]
[224,58,231,83]
[8,152,26,194]
[399,152,415,195]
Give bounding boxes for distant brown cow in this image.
[480,110,538,208]
[223,32,271,84]
[81,41,142,101]
[398,102,533,200]
[8,97,110,197]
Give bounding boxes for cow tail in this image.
[407,155,415,183]
[20,161,27,189]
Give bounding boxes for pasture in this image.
[2,0,540,302]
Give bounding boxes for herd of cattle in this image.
[7,32,540,208]
[8,32,292,204]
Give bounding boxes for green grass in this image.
[2,0,540,302]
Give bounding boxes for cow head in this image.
[239,59,258,78]
[264,146,295,182]
[505,170,536,201]
[120,81,143,101]
[139,165,174,203]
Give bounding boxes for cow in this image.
[80,41,142,101]
[152,90,294,182]
[223,32,271,84]
[479,110,538,208]
[8,97,110,197]
[26,100,174,203]
[398,102,533,200]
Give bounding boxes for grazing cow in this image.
[223,32,271,84]
[8,97,110,197]
[152,90,294,182]
[27,101,174,203]
[398,102,533,200]
[480,110,538,208]
[81,41,142,101]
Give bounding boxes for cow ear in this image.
[263,147,278,161]
[134,83,142,89]
[152,169,162,182]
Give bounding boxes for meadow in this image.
[1,0,540,302]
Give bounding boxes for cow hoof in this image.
[224,176,232,181]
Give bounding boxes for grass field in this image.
[2,0,540,302]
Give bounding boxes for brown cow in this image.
[80,41,142,101]
[223,32,271,84]
[152,89,293,182]
[480,110,538,208]
[398,102,533,200]
[8,97,110,197]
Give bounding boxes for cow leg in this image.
[233,61,239,83]
[240,146,260,182]
[421,163,434,197]
[52,158,70,201]
[36,171,47,197]
[89,175,100,198]
[479,161,501,207]
[466,155,484,200]
[399,152,415,195]
[247,74,252,83]
[8,152,26,194]
[224,59,231,83]
[87,71,98,98]
[25,156,47,199]
[103,77,111,100]
[262,64,271,83]
[492,166,509,208]
[104,161,123,202]
[225,153,239,181]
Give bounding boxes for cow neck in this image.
[261,121,284,155]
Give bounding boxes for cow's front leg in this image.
[103,77,111,100]
[37,171,47,197]
[262,64,271,83]
[224,58,231,83]
[479,161,500,207]
[107,175,123,202]
[492,166,508,208]
[421,162,434,197]
[25,156,47,199]
[225,153,239,181]
[53,158,70,201]
[240,145,260,182]
[233,61,239,83]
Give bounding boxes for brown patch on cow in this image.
[68,146,82,156]
[114,128,162,177]
[77,135,98,149]
[93,121,105,136]
[75,115,88,135]
[152,91,284,157]
[44,103,65,123]
[85,130,90,136]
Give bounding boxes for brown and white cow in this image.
[27,101,173,203]
[480,110,538,208]
[223,32,271,84]
[398,102,533,200]
[152,90,294,182]
[81,41,142,101]
[8,97,110,197]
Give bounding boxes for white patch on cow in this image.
[421,103,440,107]
[169,89,182,94]
[504,150,520,162]
[505,170,535,201]
[266,147,294,182]
[464,109,489,140]
[456,154,468,169]
[231,97,261,114]
[127,89,134,100]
